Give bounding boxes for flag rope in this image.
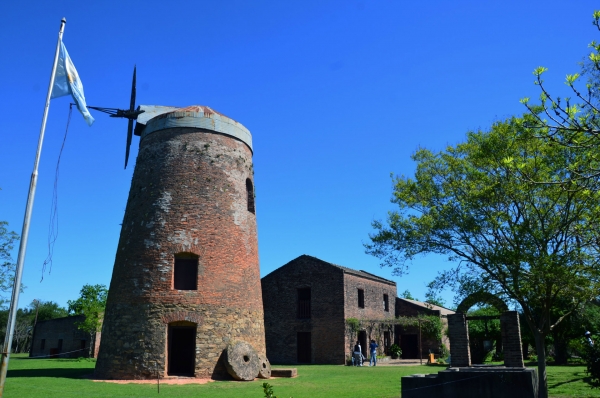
[41,104,73,281]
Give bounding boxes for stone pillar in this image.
[500,311,524,367]
[447,313,471,367]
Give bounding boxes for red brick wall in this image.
[95,126,265,379]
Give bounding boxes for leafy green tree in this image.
[466,306,501,364]
[67,284,107,357]
[32,300,68,323]
[399,290,417,300]
[520,11,600,184]
[365,117,600,398]
[0,219,19,307]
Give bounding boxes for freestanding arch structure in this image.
[448,291,523,368]
[95,105,265,379]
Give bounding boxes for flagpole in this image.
[0,17,66,396]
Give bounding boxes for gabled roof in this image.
[264,254,396,286]
[396,297,455,316]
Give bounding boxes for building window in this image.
[57,339,63,352]
[358,289,364,308]
[297,288,311,319]
[81,340,86,350]
[246,178,255,214]
[384,294,389,312]
[174,253,199,290]
[41,339,45,350]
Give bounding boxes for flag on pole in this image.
[51,41,94,126]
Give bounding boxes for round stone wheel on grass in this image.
[257,353,271,379]
[224,341,259,381]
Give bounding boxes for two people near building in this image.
[352,340,379,366]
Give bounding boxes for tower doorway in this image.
[168,323,196,376]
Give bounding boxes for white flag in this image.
[51,41,94,126]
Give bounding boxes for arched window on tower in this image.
[246,178,255,214]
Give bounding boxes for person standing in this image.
[353,341,363,366]
[369,339,379,366]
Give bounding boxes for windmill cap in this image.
[136,105,252,152]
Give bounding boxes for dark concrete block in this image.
[401,367,538,398]
[271,368,298,377]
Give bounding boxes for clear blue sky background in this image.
[0,0,597,310]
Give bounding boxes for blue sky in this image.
[0,0,597,310]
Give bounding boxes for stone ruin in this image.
[402,297,538,398]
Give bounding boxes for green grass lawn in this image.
[3,354,600,397]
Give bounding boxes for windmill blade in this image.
[125,118,133,169]
[124,66,136,169]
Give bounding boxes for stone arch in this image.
[456,291,508,314]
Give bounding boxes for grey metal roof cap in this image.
[140,105,252,152]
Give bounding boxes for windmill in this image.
[87,66,145,168]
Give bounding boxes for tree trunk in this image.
[89,332,95,358]
[534,332,548,398]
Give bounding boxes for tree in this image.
[399,290,417,300]
[365,117,600,398]
[0,219,19,307]
[520,11,600,184]
[67,284,107,357]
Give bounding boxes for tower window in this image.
[384,294,389,312]
[174,253,198,290]
[358,289,364,308]
[246,178,255,214]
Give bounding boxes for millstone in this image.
[257,353,271,379]
[224,340,259,381]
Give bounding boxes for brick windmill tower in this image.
[94,104,265,379]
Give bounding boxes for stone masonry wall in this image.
[500,311,524,367]
[447,313,471,367]
[30,315,95,358]
[262,255,346,364]
[95,126,265,379]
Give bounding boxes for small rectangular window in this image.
[57,339,63,351]
[174,257,198,290]
[358,289,364,308]
[81,340,86,350]
[384,294,389,312]
[41,339,45,350]
[297,288,311,319]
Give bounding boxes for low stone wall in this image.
[402,367,538,398]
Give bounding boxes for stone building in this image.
[29,315,101,358]
[395,298,453,359]
[261,255,397,364]
[95,105,265,379]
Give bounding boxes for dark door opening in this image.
[168,325,196,375]
[358,330,367,357]
[400,334,418,359]
[297,332,311,363]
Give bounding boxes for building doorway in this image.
[358,330,367,357]
[297,332,311,363]
[168,323,196,376]
[400,334,418,359]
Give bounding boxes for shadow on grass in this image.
[7,368,92,379]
